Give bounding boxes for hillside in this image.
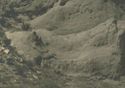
[1,0,125,88]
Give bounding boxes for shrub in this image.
[21,22,31,31]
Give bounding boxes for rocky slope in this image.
[1,0,125,88]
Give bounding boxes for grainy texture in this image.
[1,0,125,88]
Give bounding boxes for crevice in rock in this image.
[118,31,125,75]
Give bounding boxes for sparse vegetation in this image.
[1,0,125,88]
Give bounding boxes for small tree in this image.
[21,22,31,31]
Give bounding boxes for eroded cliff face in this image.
[1,0,125,88]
